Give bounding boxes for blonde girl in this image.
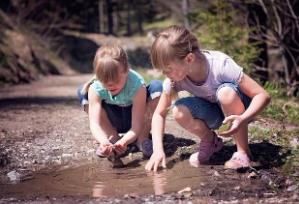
[145,25,270,171]
[77,44,162,157]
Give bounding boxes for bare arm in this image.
[145,91,172,171]
[237,74,271,123]
[151,91,172,151]
[121,85,147,144]
[220,74,271,136]
[88,88,110,144]
[88,88,115,155]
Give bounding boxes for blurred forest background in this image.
[0,0,299,98]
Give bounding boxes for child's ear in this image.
[185,53,194,64]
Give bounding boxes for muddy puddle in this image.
[0,153,215,199]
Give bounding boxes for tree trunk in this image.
[247,3,268,83]
[112,0,118,35]
[106,0,113,35]
[99,0,105,33]
[282,0,299,96]
[182,0,190,30]
[126,0,131,36]
[136,1,144,35]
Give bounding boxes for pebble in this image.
[62,153,73,158]
[287,185,298,192]
[7,170,21,183]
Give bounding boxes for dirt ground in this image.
[0,74,298,203]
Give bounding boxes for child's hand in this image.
[218,115,245,137]
[113,140,127,155]
[217,121,232,133]
[99,141,115,156]
[145,150,166,172]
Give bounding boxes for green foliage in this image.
[282,102,299,124]
[248,126,270,141]
[282,143,299,183]
[261,81,282,120]
[192,1,261,71]
[261,81,299,124]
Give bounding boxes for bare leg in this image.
[84,104,120,142]
[172,105,214,142]
[217,87,251,156]
[84,104,89,114]
[173,104,223,165]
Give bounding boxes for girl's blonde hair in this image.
[150,25,200,100]
[81,44,129,94]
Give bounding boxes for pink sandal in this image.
[189,132,223,167]
[224,152,252,169]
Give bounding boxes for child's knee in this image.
[217,86,238,105]
[172,105,190,121]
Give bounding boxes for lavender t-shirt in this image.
[163,51,243,103]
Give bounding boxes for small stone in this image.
[178,187,191,194]
[7,170,21,183]
[287,185,298,192]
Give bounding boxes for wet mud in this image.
[1,155,212,199]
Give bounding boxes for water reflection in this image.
[147,170,167,195]
[92,168,168,197]
[91,156,209,198]
[92,169,171,198]
[1,155,213,199]
[93,182,108,198]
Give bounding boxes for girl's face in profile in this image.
[101,69,128,96]
[163,60,188,82]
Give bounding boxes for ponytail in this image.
[170,88,178,101]
[80,77,94,95]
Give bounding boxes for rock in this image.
[7,170,21,183]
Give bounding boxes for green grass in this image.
[250,124,299,183]
[261,81,299,125]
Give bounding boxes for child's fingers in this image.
[101,144,115,156]
[100,146,112,156]
[154,158,166,172]
[161,158,167,169]
[113,145,126,155]
[222,115,234,125]
[113,146,120,154]
[145,163,150,171]
[145,160,155,171]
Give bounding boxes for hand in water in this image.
[145,149,167,172]
[107,148,125,168]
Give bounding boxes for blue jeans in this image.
[77,79,162,133]
[173,83,252,130]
